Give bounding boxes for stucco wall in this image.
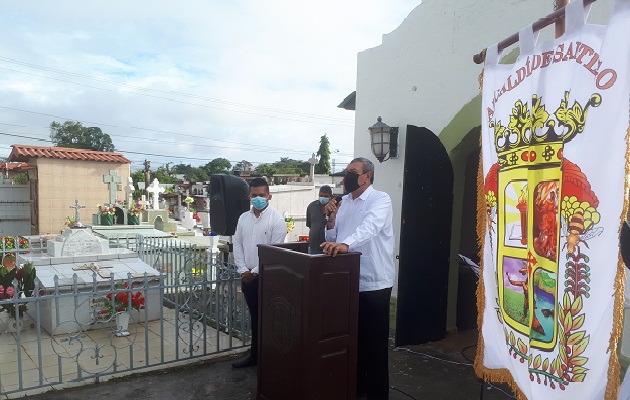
[34,158,130,235]
[353,0,613,331]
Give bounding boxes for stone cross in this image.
[102,170,122,204]
[72,262,113,279]
[147,178,165,210]
[69,200,86,228]
[308,153,318,183]
[124,177,135,208]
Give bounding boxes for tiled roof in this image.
[7,145,131,163]
[0,162,35,171]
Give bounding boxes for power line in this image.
[0,57,355,123]
[0,64,355,127]
[4,121,352,157]
[0,106,355,158]
[0,131,353,166]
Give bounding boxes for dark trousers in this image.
[241,276,259,360]
[357,287,392,400]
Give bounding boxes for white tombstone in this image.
[125,177,135,208]
[141,195,147,207]
[146,179,165,210]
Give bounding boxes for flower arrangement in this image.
[128,201,146,216]
[97,204,116,215]
[100,282,145,316]
[1,236,30,263]
[284,213,295,233]
[64,215,77,228]
[0,262,36,319]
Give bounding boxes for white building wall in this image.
[269,185,319,241]
[353,0,613,328]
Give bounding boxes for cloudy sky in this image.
[0,1,420,172]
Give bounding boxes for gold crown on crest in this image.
[491,92,601,166]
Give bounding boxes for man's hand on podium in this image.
[320,242,349,257]
[241,270,257,283]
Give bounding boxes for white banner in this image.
[477,1,630,399]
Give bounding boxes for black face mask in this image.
[344,171,362,193]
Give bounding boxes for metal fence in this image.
[0,235,249,397]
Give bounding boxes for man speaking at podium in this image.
[320,157,396,400]
[232,177,287,368]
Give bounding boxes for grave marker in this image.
[103,170,122,204]
[147,178,165,210]
[69,200,86,228]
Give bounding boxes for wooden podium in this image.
[256,242,360,400]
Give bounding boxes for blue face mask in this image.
[319,197,330,205]
[251,196,268,210]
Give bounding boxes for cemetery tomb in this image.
[18,226,162,335]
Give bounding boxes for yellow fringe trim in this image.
[605,118,630,400]
[474,129,527,399]
[475,119,630,399]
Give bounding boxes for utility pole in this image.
[143,159,151,197]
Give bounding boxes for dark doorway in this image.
[114,206,125,225]
[395,125,454,346]
[456,144,481,331]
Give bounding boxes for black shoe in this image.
[232,355,257,368]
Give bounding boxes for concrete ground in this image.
[22,329,516,400]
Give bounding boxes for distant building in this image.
[7,145,131,235]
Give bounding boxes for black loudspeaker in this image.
[210,174,250,236]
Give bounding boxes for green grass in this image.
[503,289,529,325]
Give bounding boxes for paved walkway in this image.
[0,308,243,397]
[16,329,516,400]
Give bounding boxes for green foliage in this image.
[172,163,209,182]
[315,134,331,174]
[232,160,253,173]
[203,158,232,175]
[130,170,145,200]
[153,163,176,184]
[255,163,277,176]
[12,172,29,185]
[0,262,37,318]
[50,121,115,152]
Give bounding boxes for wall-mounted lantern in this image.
[368,116,399,163]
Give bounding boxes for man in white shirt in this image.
[321,157,396,400]
[232,177,287,368]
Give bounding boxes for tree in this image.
[315,134,331,174]
[153,163,176,184]
[203,158,232,175]
[271,158,309,175]
[49,121,115,152]
[232,160,253,173]
[130,170,145,200]
[12,172,29,185]
[255,163,277,176]
[172,163,209,182]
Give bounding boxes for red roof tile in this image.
[0,162,35,171]
[7,145,131,164]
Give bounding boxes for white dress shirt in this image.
[325,185,396,292]
[233,206,287,275]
